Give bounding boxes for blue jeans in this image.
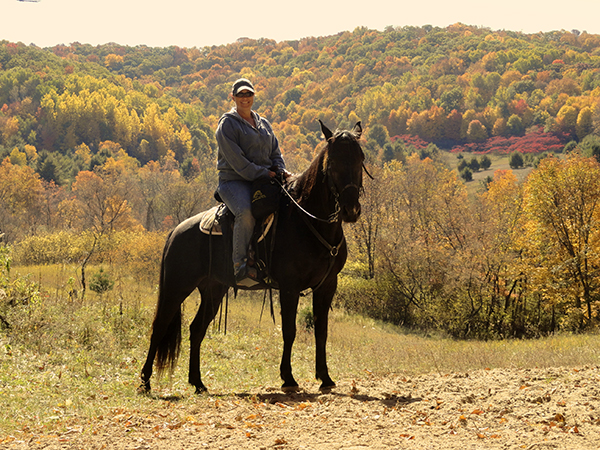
[217,179,255,271]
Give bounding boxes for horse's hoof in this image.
[194,384,208,395]
[281,384,300,394]
[319,382,336,393]
[137,381,151,395]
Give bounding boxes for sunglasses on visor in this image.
[235,91,254,97]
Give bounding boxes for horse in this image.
[139,120,366,394]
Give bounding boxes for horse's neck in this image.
[294,153,342,236]
[296,153,329,211]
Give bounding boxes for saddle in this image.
[199,201,278,289]
[199,204,275,244]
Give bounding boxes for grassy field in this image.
[441,151,534,195]
[2,263,600,439]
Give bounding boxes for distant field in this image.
[442,151,535,195]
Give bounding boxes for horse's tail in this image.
[153,231,182,375]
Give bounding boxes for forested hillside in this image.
[3,24,600,338]
[3,24,600,171]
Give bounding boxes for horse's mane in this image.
[293,146,327,204]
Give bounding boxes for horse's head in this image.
[320,120,365,223]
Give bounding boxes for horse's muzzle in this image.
[339,185,361,222]
[341,203,361,222]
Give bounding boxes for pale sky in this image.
[4,0,600,48]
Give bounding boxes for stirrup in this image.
[235,262,259,287]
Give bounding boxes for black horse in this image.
[140,120,365,394]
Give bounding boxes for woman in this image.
[215,78,289,287]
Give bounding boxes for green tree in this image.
[468,157,480,172]
[460,167,473,181]
[479,154,492,170]
[509,151,524,169]
[367,124,391,148]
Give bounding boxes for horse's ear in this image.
[352,121,362,138]
[319,119,333,141]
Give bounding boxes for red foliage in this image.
[391,134,430,150]
[449,128,567,154]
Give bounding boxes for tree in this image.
[468,157,480,172]
[479,154,492,170]
[476,170,527,336]
[366,124,390,148]
[466,120,488,142]
[576,106,593,140]
[460,167,473,181]
[507,114,524,135]
[377,155,472,331]
[0,158,44,241]
[509,151,524,169]
[348,165,384,279]
[524,154,600,328]
[65,158,141,297]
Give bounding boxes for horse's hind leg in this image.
[139,292,186,394]
[188,282,229,393]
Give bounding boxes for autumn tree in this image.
[375,155,472,332]
[347,165,383,279]
[0,158,44,241]
[523,154,600,329]
[62,156,141,296]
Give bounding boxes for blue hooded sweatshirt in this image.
[216,108,285,182]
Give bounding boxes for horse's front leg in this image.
[313,278,337,391]
[279,289,300,392]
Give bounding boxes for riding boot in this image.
[234,260,259,287]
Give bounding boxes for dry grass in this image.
[1,265,600,439]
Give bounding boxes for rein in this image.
[298,211,344,292]
[276,178,340,224]
[275,162,372,224]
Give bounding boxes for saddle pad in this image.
[199,206,223,235]
[199,205,274,242]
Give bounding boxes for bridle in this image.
[279,134,373,292]
[278,159,368,224]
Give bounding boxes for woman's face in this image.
[232,89,254,111]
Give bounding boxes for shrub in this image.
[509,151,524,169]
[468,157,480,172]
[460,167,473,181]
[479,154,492,170]
[298,305,314,331]
[89,267,114,295]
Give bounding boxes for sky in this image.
[3,0,600,49]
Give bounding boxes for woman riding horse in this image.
[140,118,365,394]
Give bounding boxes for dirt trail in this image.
[4,366,600,449]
